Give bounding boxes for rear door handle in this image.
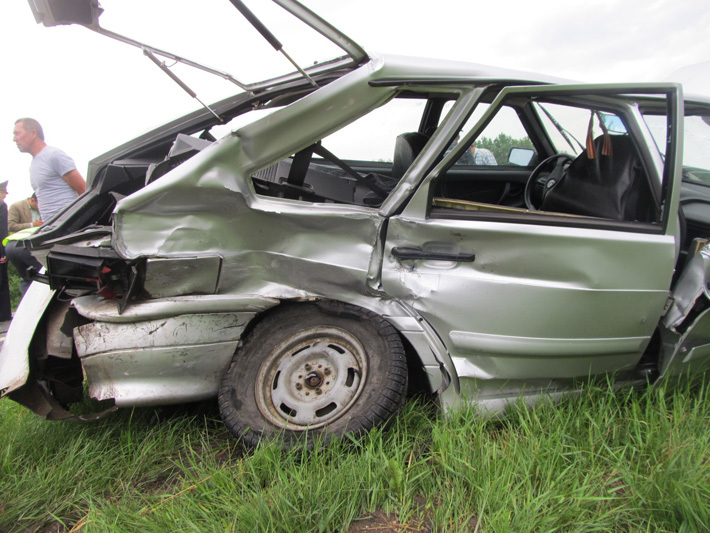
[392,246,475,262]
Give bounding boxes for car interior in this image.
[30,87,702,272]
[248,90,667,233]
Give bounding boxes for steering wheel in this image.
[524,153,574,210]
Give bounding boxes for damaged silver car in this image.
[2,0,710,448]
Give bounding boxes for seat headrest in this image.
[391,132,429,180]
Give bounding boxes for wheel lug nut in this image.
[295,383,303,390]
[316,389,323,395]
[305,364,312,371]
[324,368,331,375]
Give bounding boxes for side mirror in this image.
[508,147,537,167]
[27,0,103,28]
[600,113,627,134]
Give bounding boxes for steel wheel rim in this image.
[255,326,368,430]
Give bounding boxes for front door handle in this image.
[392,246,475,262]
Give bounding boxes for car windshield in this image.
[643,110,710,186]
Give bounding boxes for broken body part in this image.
[3,0,710,448]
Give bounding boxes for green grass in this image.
[8,264,22,312]
[1,380,708,532]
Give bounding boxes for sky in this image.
[1,0,709,207]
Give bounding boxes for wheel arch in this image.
[218,296,410,447]
[239,297,456,399]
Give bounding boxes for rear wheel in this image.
[218,301,408,448]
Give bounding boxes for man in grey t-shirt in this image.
[13,118,86,222]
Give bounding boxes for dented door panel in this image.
[383,216,676,382]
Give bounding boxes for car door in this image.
[381,84,683,386]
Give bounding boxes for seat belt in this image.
[287,144,316,187]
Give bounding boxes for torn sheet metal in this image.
[71,293,279,323]
[658,244,710,380]
[45,301,76,359]
[659,307,710,381]
[662,243,710,331]
[74,313,248,356]
[82,342,239,406]
[75,313,250,405]
[384,311,453,394]
[8,378,116,422]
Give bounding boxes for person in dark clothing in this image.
[0,181,13,321]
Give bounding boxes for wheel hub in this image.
[256,328,368,429]
[304,370,324,389]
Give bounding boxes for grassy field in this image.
[8,265,22,313]
[1,379,709,532]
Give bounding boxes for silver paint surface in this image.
[0,283,54,396]
[0,51,696,417]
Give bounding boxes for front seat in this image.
[541,134,659,223]
[391,132,430,181]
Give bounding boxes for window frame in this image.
[417,83,682,235]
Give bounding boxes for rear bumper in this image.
[0,282,54,399]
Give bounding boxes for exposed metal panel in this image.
[82,342,238,406]
[663,244,710,330]
[71,293,278,323]
[75,313,249,406]
[659,308,710,381]
[74,313,247,356]
[659,244,710,380]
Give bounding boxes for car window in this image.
[320,98,428,162]
[443,103,535,166]
[251,96,431,207]
[534,103,589,156]
[430,93,664,227]
[643,112,710,186]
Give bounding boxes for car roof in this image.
[367,53,570,87]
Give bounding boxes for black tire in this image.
[218,301,408,448]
